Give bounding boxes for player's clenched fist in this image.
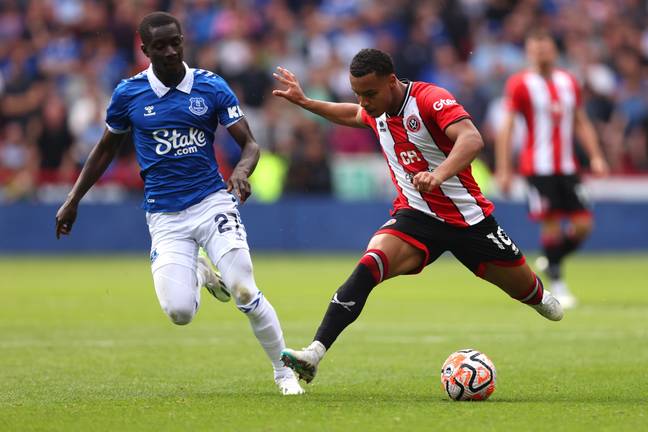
[412,171,442,193]
[272,67,308,106]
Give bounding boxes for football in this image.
[440,349,496,401]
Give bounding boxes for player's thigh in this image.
[147,210,199,271]
[367,233,425,279]
[194,190,249,266]
[451,215,526,278]
[152,262,201,325]
[527,175,562,221]
[372,209,447,278]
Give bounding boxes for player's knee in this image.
[164,305,196,325]
[231,283,256,305]
[359,249,391,282]
[222,258,257,304]
[572,219,593,239]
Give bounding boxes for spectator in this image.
[34,93,75,183]
[0,0,647,204]
[284,121,332,195]
[0,122,37,200]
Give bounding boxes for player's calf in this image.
[313,248,388,349]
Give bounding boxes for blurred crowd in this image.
[1,0,647,202]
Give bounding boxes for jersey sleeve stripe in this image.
[441,115,471,132]
[105,123,130,134]
[223,116,244,128]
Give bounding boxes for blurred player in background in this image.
[272,48,563,384]
[495,29,609,308]
[54,12,303,395]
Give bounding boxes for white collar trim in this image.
[147,62,194,97]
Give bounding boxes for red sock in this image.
[513,274,544,305]
[358,249,389,283]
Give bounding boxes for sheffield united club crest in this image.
[406,115,420,132]
[189,97,208,116]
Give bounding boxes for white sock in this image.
[308,341,327,362]
[239,292,286,371]
[216,248,287,372]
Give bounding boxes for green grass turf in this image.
[1,253,647,431]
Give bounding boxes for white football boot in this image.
[280,341,326,383]
[531,290,564,321]
[197,255,231,303]
[550,279,578,309]
[274,369,305,395]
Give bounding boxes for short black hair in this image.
[138,11,182,45]
[350,48,395,78]
[525,26,554,41]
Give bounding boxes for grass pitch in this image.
[1,253,647,431]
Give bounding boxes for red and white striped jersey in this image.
[504,69,582,176]
[361,81,494,227]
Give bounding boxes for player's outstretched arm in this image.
[574,107,609,177]
[413,119,484,193]
[55,129,125,238]
[494,110,516,195]
[272,66,366,128]
[226,118,260,203]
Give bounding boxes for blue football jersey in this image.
[105,63,244,212]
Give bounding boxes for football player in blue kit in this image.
[55,11,303,395]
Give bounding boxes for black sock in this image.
[559,235,581,258]
[314,264,379,350]
[544,234,582,280]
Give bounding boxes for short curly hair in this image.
[350,48,395,78]
[138,12,182,45]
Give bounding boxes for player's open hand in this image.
[55,200,78,239]
[590,155,610,177]
[272,67,308,106]
[412,171,442,193]
[227,169,252,203]
[495,169,513,196]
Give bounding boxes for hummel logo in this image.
[144,105,156,117]
[331,293,356,311]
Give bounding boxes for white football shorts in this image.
[146,189,249,273]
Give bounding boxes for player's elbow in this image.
[465,131,484,154]
[474,135,485,152]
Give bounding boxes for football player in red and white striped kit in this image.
[496,29,609,308]
[272,48,563,384]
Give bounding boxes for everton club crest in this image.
[189,97,208,116]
